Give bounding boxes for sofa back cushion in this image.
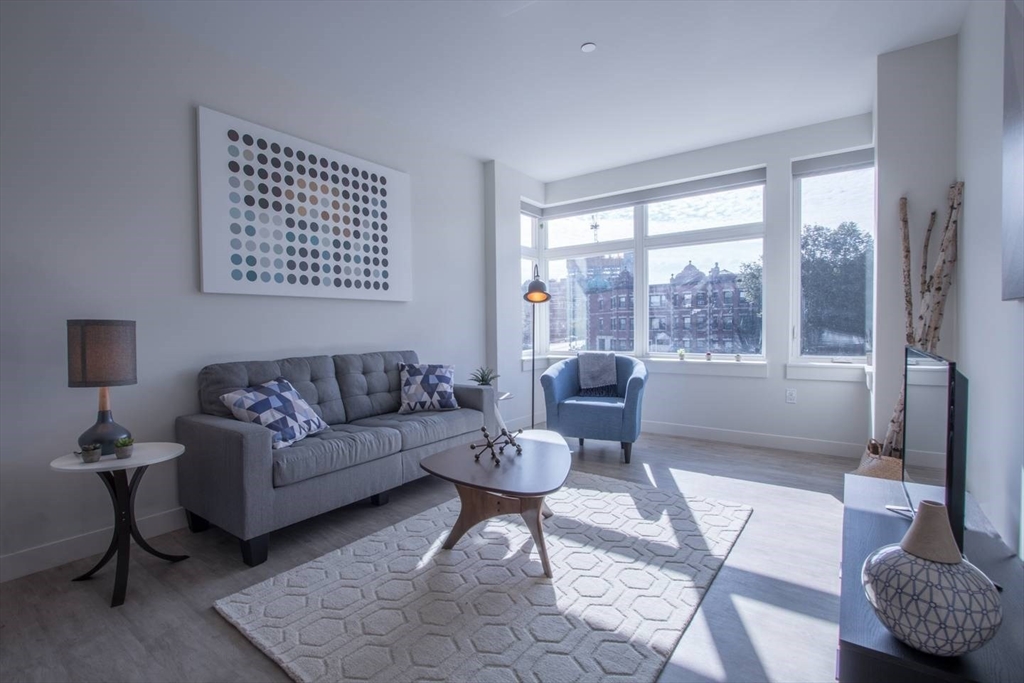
[335,351,418,421]
[198,355,346,423]
[197,350,418,424]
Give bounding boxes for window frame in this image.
[527,173,768,362]
[520,213,543,360]
[790,150,875,364]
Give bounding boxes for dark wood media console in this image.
[839,475,1023,683]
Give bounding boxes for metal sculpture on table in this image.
[470,426,523,466]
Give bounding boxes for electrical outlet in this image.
[785,388,797,404]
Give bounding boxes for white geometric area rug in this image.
[216,471,752,683]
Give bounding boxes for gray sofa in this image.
[174,350,494,566]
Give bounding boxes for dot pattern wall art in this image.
[197,106,411,301]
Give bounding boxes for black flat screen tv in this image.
[902,346,968,553]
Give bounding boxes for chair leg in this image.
[240,534,269,567]
[185,510,210,533]
[622,442,632,464]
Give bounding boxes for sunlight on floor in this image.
[732,593,840,682]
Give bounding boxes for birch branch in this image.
[920,182,963,352]
[899,197,914,346]
[920,210,937,302]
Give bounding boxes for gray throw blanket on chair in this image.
[577,352,617,396]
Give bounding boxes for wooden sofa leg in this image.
[578,438,584,448]
[371,491,390,506]
[240,534,269,567]
[185,510,210,533]
[622,442,632,464]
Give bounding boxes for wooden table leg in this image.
[520,498,552,578]
[442,487,555,578]
[443,484,521,550]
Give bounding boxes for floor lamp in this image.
[524,264,550,429]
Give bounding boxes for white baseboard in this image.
[0,507,187,584]
[641,420,864,459]
[503,413,863,459]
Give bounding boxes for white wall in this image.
[957,0,1024,558]
[514,116,876,455]
[0,2,487,581]
[872,37,959,440]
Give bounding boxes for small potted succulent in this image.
[469,367,500,386]
[114,436,134,459]
[677,349,685,360]
[77,443,102,463]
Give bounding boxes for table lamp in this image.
[67,320,137,454]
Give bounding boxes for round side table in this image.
[50,442,189,607]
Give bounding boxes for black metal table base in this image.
[72,466,188,607]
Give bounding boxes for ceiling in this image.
[123,0,970,182]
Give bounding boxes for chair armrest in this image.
[174,414,274,540]
[541,359,577,431]
[621,361,649,442]
[454,384,496,432]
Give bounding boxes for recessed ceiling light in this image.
[581,42,597,53]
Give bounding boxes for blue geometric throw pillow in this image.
[219,377,328,449]
[398,363,459,414]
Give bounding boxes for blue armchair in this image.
[540,356,648,463]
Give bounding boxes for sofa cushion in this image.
[272,425,401,487]
[398,363,459,414]
[199,355,345,424]
[351,408,483,450]
[220,377,329,449]
[335,351,417,421]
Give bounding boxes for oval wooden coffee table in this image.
[420,429,571,578]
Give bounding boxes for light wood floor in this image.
[0,433,852,683]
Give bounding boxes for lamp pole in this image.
[524,264,550,431]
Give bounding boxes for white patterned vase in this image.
[862,500,1002,657]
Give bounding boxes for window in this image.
[647,238,763,355]
[526,168,767,362]
[520,212,540,357]
[521,258,536,352]
[796,163,875,358]
[547,253,634,353]
[648,186,764,236]
[546,208,634,249]
[520,213,534,248]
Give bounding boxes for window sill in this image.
[645,357,768,378]
[520,356,559,373]
[521,355,769,378]
[785,361,867,383]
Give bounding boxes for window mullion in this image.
[635,204,647,357]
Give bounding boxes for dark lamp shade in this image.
[524,264,551,304]
[67,320,137,388]
[524,287,550,303]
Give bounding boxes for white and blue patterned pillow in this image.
[398,363,459,414]
[219,377,328,449]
